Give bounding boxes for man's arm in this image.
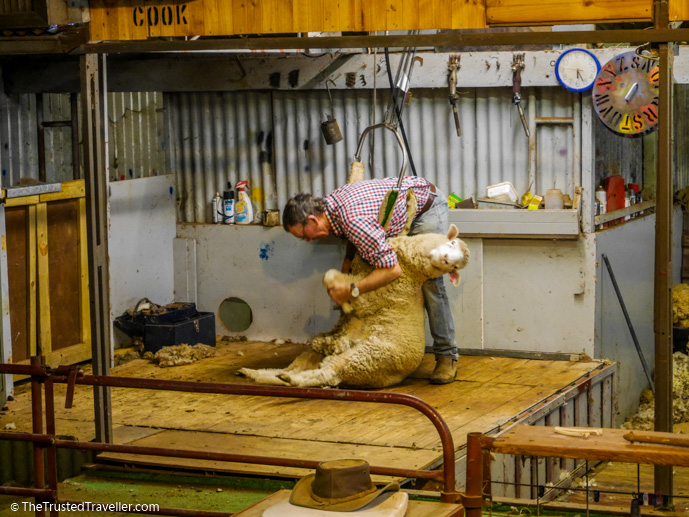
[327,264,402,306]
[341,241,357,273]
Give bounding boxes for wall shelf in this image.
[449,208,580,239]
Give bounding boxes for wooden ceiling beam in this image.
[82,28,689,54]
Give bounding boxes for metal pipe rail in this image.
[0,360,460,516]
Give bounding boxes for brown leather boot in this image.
[430,356,457,385]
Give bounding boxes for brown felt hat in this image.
[289,459,399,512]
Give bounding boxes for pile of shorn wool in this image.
[143,344,216,367]
[623,350,689,431]
[673,283,689,328]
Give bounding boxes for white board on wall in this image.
[109,174,177,348]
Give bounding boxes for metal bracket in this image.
[448,55,462,137]
[511,53,530,138]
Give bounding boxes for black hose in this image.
[384,47,417,177]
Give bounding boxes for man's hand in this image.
[327,264,402,307]
[328,279,352,306]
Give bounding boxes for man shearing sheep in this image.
[282,176,459,385]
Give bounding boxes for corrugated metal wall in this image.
[167,87,582,223]
[0,0,32,15]
[675,84,689,189]
[0,92,165,188]
[0,85,686,219]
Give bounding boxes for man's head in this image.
[283,193,331,242]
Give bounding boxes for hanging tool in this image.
[351,36,418,227]
[384,43,417,129]
[448,55,462,137]
[320,78,343,145]
[511,53,530,138]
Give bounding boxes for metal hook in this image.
[325,78,337,118]
[635,42,660,61]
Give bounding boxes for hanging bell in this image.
[321,115,343,145]
[320,79,343,145]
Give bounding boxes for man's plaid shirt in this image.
[323,176,434,269]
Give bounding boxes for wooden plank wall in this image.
[88,0,489,41]
[85,0,689,42]
[4,180,91,368]
[672,0,689,21]
[486,0,652,25]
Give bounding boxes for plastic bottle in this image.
[595,186,607,215]
[595,185,607,230]
[223,188,235,224]
[234,180,253,224]
[211,192,222,224]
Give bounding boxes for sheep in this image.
[237,190,469,388]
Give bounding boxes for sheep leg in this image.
[237,349,324,385]
[235,367,290,386]
[282,348,325,372]
[278,344,373,388]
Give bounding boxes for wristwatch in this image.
[350,283,360,298]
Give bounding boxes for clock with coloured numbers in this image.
[592,50,659,138]
[555,48,601,92]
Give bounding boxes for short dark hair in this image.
[282,193,326,231]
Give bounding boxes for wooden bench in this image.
[463,426,689,516]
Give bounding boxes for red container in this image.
[604,175,625,213]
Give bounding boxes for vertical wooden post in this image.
[80,53,113,444]
[653,0,673,501]
[36,202,51,356]
[26,204,37,357]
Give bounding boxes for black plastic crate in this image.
[144,312,216,353]
[115,302,198,338]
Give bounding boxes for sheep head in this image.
[394,224,469,287]
[429,224,469,286]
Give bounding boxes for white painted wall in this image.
[109,175,177,348]
[176,224,344,342]
[480,237,595,355]
[595,207,683,423]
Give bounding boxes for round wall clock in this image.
[592,50,659,138]
[555,48,601,92]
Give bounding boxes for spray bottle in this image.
[234,180,253,224]
[211,192,222,224]
[223,184,235,224]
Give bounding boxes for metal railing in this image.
[0,357,459,516]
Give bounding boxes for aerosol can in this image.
[211,192,223,224]
[234,180,253,224]
[223,186,235,224]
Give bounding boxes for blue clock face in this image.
[555,48,601,92]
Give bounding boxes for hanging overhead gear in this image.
[448,55,462,137]
[511,53,530,139]
[320,78,343,145]
[350,33,420,226]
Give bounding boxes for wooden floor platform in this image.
[1,340,612,484]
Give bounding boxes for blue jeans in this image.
[408,190,458,360]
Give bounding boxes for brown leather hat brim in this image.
[290,474,400,512]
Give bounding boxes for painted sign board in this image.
[89,0,686,42]
[89,0,485,41]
